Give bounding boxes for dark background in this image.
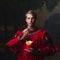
[0,0,60,60]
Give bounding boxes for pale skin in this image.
[23,13,35,33]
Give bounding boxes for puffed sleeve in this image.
[40,31,58,56]
[6,30,23,54]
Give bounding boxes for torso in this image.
[17,29,45,60]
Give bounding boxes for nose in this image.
[30,18,33,22]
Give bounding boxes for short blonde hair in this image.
[25,10,37,20]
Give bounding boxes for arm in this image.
[40,32,58,56]
[6,31,23,53]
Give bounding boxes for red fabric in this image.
[6,30,58,60]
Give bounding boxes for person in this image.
[6,10,58,60]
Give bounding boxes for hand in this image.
[20,28,29,40]
[24,48,41,55]
[24,48,33,53]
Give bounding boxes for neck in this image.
[27,25,37,33]
[27,25,34,29]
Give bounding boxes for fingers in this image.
[24,49,31,53]
[20,29,29,40]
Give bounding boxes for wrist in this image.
[18,35,26,41]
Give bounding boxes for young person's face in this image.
[26,14,35,27]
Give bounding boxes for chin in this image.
[28,24,31,26]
